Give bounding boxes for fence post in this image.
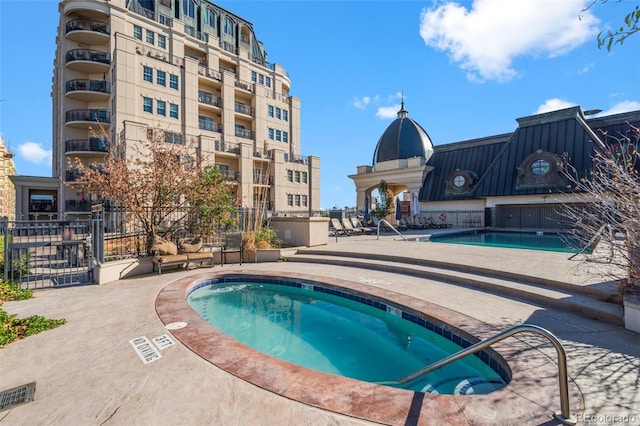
[1,217,8,282]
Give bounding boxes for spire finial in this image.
[397,90,408,118]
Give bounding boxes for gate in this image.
[1,216,103,289]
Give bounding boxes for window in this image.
[301,172,307,183]
[169,103,178,118]
[158,34,166,49]
[169,74,178,90]
[287,170,293,182]
[251,71,257,82]
[157,100,166,116]
[531,159,550,176]
[146,30,155,44]
[287,194,293,207]
[268,105,274,117]
[268,128,274,140]
[276,108,281,119]
[301,195,307,207]
[133,25,142,40]
[143,66,153,82]
[259,74,264,85]
[284,153,288,162]
[275,130,281,141]
[453,175,466,187]
[283,110,288,121]
[223,17,234,36]
[199,115,213,131]
[283,131,288,143]
[183,0,195,18]
[143,97,153,113]
[294,171,300,183]
[205,8,216,27]
[295,195,301,206]
[265,76,271,88]
[157,70,166,86]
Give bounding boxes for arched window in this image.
[182,0,195,18]
[223,17,234,36]
[531,159,550,175]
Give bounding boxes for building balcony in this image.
[65,169,86,183]
[65,19,109,44]
[214,140,240,155]
[234,128,254,140]
[198,119,222,133]
[65,138,109,155]
[65,79,110,101]
[234,102,254,117]
[219,170,240,181]
[65,109,110,129]
[66,49,110,73]
[65,200,92,212]
[198,91,222,110]
[289,154,309,165]
[198,65,222,82]
[234,80,253,93]
[62,0,109,20]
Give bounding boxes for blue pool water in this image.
[428,230,586,253]
[187,280,508,394]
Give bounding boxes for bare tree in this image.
[67,127,236,250]
[563,124,639,294]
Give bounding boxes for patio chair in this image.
[341,218,363,234]
[350,217,374,234]
[330,218,350,236]
[221,232,243,265]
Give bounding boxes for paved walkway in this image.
[1,232,638,425]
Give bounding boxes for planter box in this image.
[246,249,282,263]
[624,294,640,334]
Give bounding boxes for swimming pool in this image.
[186,276,509,395]
[427,230,586,253]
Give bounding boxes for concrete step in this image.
[288,252,624,326]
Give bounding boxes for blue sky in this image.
[1,0,639,210]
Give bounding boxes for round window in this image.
[453,175,466,187]
[531,159,550,176]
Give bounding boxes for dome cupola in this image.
[372,102,434,166]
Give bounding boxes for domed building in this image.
[349,102,434,216]
[351,102,640,229]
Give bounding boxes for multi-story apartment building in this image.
[46,0,319,219]
[0,137,16,220]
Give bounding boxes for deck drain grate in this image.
[0,382,36,412]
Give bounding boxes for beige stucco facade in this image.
[38,0,319,220]
[0,137,17,220]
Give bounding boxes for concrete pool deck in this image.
[1,231,639,425]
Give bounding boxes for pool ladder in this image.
[378,324,577,425]
[375,219,408,241]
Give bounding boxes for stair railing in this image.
[376,219,408,241]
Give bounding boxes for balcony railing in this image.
[65,200,91,212]
[65,109,110,124]
[129,2,173,27]
[234,128,254,140]
[220,41,237,54]
[65,19,109,35]
[198,119,222,133]
[65,169,85,182]
[289,154,309,165]
[198,91,222,108]
[234,80,253,93]
[234,102,254,116]
[65,79,110,95]
[198,65,222,81]
[214,140,240,154]
[65,138,109,153]
[253,175,272,185]
[66,49,110,65]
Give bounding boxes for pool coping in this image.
[155,270,583,425]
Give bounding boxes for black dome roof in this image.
[372,103,434,165]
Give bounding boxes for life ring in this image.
[439,213,447,222]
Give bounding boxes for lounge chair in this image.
[350,217,374,234]
[341,218,363,234]
[330,218,349,236]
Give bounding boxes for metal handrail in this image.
[376,219,408,241]
[378,324,576,425]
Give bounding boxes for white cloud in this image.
[534,98,578,114]
[17,141,52,164]
[353,96,371,109]
[598,100,640,116]
[376,105,401,119]
[577,62,594,74]
[419,0,600,82]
